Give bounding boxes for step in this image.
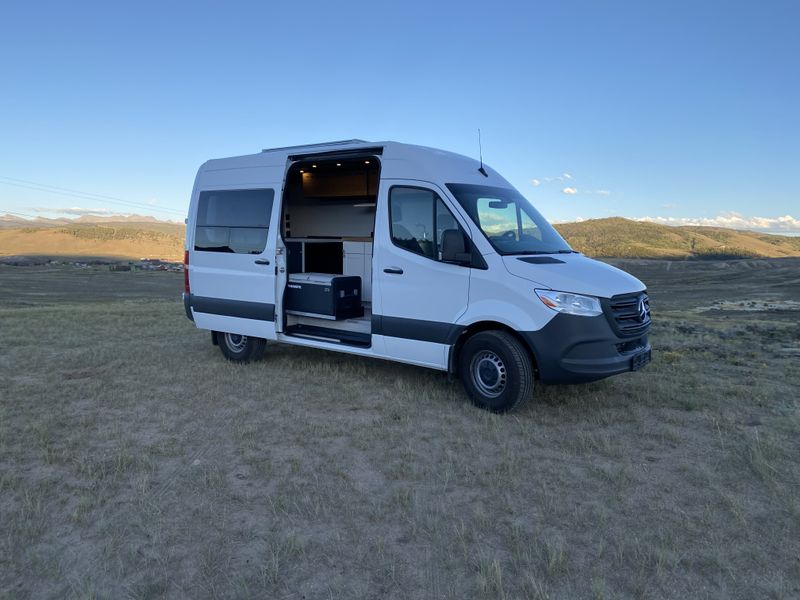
[285,324,371,348]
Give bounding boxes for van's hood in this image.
[502,253,645,298]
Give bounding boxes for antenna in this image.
[477,129,488,177]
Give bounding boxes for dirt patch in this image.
[694,299,800,313]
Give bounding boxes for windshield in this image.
[446,183,573,255]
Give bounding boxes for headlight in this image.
[535,289,603,317]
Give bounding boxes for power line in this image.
[0,176,187,216]
[0,180,186,215]
[0,175,187,213]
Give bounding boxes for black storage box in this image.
[286,273,364,320]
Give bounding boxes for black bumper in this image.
[182,293,194,321]
[521,313,650,384]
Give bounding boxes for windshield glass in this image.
[446,183,573,255]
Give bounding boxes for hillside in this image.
[1,215,799,261]
[0,219,185,261]
[554,217,800,259]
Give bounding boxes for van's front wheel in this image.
[218,332,266,363]
[459,331,533,413]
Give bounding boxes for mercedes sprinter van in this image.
[183,140,651,412]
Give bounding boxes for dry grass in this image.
[0,221,184,262]
[1,262,799,599]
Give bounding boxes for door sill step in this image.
[285,324,371,348]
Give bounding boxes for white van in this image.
[183,140,651,412]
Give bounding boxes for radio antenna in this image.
[477,129,488,177]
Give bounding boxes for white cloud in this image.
[637,212,800,232]
[536,174,570,183]
[532,174,611,196]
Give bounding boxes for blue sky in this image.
[1,1,798,232]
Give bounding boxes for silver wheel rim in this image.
[470,350,507,398]
[224,333,248,353]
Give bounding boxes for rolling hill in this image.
[554,217,800,259]
[0,217,185,261]
[1,214,799,261]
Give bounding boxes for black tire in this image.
[459,330,534,413]
[217,331,267,363]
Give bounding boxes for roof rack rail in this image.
[262,139,368,153]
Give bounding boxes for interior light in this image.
[336,163,342,167]
[299,169,304,173]
[364,160,370,164]
[312,164,317,168]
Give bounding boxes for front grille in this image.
[605,292,651,337]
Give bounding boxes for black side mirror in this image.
[441,229,472,265]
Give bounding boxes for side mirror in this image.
[441,229,472,265]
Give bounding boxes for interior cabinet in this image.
[343,241,372,302]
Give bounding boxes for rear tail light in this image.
[183,250,190,294]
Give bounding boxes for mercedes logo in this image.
[638,297,649,322]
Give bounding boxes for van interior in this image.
[281,156,379,347]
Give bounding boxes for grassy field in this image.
[1,259,799,599]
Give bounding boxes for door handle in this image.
[383,267,403,275]
[254,259,271,265]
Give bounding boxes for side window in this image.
[436,198,459,259]
[390,187,436,258]
[389,186,468,263]
[195,189,274,254]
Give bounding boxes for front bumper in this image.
[520,312,650,384]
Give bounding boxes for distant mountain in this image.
[1,214,799,261]
[0,213,176,228]
[73,214,166,223]
[554,217,800,259]
[0,214,69,228]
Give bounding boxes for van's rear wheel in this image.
[459,331,533,413]
[218,332,266,363]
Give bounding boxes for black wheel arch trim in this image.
[447,321,537,380]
